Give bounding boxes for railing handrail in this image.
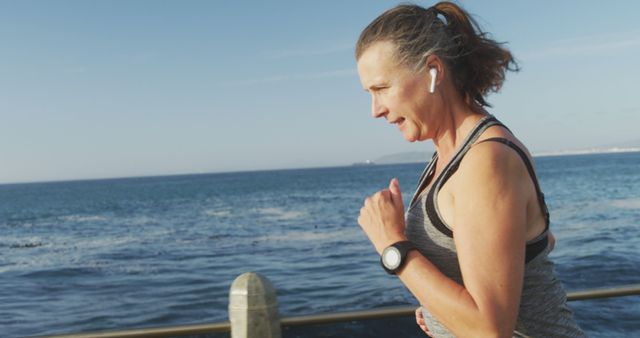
[34,283,640,338]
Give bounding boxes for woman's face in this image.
[357,41,434,142]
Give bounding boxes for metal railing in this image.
[35,282,640,338]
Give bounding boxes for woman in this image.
[355,2,585,337]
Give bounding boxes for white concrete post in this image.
[229,272,281,338]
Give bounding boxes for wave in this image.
[1,235,47,249]
[60,214,157,226]
[124,215,157,226]
[59,215,108,223]
[610,198,640,210]
[9,242,44,249]
[255,207,307,220]
[0,233,166,275]
[203,209,232,217]
[254,228,359,243]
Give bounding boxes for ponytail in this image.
[433,2,518,107]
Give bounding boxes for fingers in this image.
[389,178,401,194]
[358,187,401,229]
[548,231,556,251]
[363,190,392,207]
[357,207,365,226]
[358,193,381,225]
[388,178,404,209]
[415,307,431,336]
[378,189,391,201]
[363,178,403,207]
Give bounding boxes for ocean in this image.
[1,152,639,338]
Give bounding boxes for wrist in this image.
[376,234,408,255]
[397,249,421,274]
[380,240,416,275]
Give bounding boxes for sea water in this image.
[1,152,639,338]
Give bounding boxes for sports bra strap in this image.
[475,137,550,228]
[416,120,550,263]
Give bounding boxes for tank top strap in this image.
[472,137,552,263]
[410,115,503,208]
[424,115,507,237]
[433,115,506,195]
[448,115,506,167]
[423,122,551,263]
[410,152,438,207]
[474,137,551,229]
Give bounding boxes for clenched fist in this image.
[357,178,408,254]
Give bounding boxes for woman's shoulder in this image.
[453,128,533,193]
[475,123,534,160]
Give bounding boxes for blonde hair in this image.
[355,2,519,107]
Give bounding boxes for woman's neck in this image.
[432,99,485,162]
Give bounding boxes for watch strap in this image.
[381,240,417,275]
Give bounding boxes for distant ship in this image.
[352,160,375,166]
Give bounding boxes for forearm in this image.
[356,175,519,336]
[397,250,512,337]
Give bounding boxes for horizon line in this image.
[2,147,639,187]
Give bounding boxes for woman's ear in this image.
[429,68,438,93]
[424,54,444,90]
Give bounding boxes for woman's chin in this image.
[402,133,419,143]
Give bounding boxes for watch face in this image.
[383,247,401,269]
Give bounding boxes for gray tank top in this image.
[405,115,586,337]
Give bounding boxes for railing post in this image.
[229,272,282,338]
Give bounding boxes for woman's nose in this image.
[371,96,387,119]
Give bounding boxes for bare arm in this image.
[358,142,530,337]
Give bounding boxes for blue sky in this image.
[1,1,639,184]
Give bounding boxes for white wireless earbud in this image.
[429,68,437,94]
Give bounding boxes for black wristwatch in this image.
[380,240,416,275]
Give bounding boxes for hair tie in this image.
[428,6,448,25]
